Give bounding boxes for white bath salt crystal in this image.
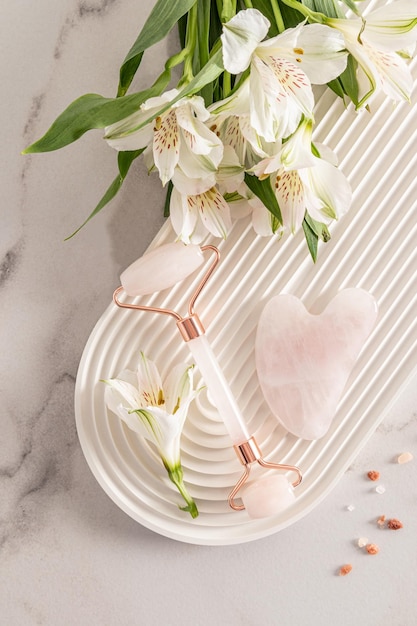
[397,452,413,464]
[358,537,368,548]
[346,504,355,512]
[375,485,386,494]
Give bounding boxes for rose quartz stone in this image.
[241,475,295,518]
[121,242,204,296]
[255,289,378,440]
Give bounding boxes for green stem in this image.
[223,70,232,98]
[167,465,199,518]
[270,0,285,33]
[179,3,199,86]
[242,0,253,7]
[279,0,325,23]
[220,0,237,23]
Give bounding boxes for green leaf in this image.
[304,0,345,18]
[244,173,283,224]
[252,0,280,34]
[64,149,143,239]
[177,13,188,49]
[22,83,166,154]
[327,76,345,100]
[327,55,359,105]
[209,0,223,48]
[302,217,319,262]
[118,0,197,97]
[276,1,306,29]
[176,47,224,97]
[305,212,331,242]
[339,0,362,15]
[339,55,359,105]
[163,181,173,217]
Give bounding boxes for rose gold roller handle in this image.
[113,242,302,516]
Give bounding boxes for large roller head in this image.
[241,474,295,519]
[120,242,205,297]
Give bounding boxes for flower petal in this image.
[172,166,216,195]
[285,24,348,85]
[177,126,223,179]
[365,1,417,51]
[146,406,184,467]
[261,54,314,118]
[221,8,270,74]
[104,109,154,151]
[169,187,202,244]
[136,352,165,407]
[193,188,232,239]
[104,384,152,436]
[249,55,310,142]
[221,115,248,164]
[141,89,179,111]
[176,105,223,160]
[279,117,316,170]
[216,145,245,193]
[362,42,413,101]
[103,377,142,411]
[239,115,278,161]
[152,109,180,186]
[250,196,278,236]
[249,58,288,141]
[300,158,352,222]
[164,364,195,416]
[209,79,251,117]
[273,169,306,233]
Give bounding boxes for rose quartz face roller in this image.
[113,242,302,518]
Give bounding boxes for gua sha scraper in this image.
[255,290,378,440]
[113,242,302,518]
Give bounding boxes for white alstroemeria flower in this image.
[251,118,352,232]
[327,1,417,105]
[221,9,348,141]
[104,89,223,187]
[103,353,200,517]
[170,185,232,244]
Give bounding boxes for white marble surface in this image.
[2,1,417,624]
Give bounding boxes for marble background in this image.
[1,1,416,624]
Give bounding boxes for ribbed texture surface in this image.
[75,53,417,544]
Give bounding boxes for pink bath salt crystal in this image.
[255,289,378,440]
[397,452,413,464]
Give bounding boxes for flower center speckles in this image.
[276,171,302,203]
[182,128,196,149]
[154,110,179,154]
[267,56,310,93]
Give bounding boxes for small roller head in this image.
[121,242,205,296]
[241,474,295,519]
